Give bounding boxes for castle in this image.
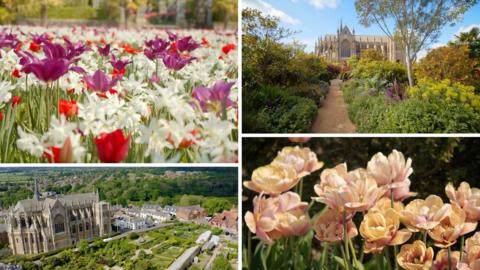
[315,22,405,63]
[6,181,111,255]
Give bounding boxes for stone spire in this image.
[33,179,41,201]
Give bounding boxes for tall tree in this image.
[213,0,237,30]
[355,0,479,87]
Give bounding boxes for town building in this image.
[209,208,238,234]
[164,205,177,216]
[176,205,207,221]
[112,217,147,231]
[315,22,405,63]
[6,181,111,255]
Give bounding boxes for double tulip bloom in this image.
[396,240,434,270]
[446,182,480,221]
[360,207,412,253]
[244,192,310,245]
[367,150,416,201]
[428,203,477,248]
[312,208,358,243]
[400,195,451,232]
[458,232,480,270]
[313,163,385,213]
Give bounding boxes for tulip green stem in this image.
[340,243,350,270]
[376,253,383,270]
[343,210,350,262]
[448,246,452,270]
[348,238,357,264]
[298,178,304,199]
[384,247,393,270]
[321,243,328,268]
[393,245,399,270]
[460,235,465,261]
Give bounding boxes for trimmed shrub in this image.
[289,82,328,106]
[243,85,318,133]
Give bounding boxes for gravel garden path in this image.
[311,79,357,133]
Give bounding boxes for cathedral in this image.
[6,181,112,255]
[315,22,405,63]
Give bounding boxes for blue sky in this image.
[243,0,480,57]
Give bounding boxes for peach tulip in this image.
[277,191,308,212]
[341,169,386,212]
[400,195,451,232]
[244,195,282,245]
[312,208,358,243]
[360,208,412,253]
[457,232,480,270]
[446,182,480,221]
[367,150,416,201]
[371,197,405,213]
[432,249,460,270]
[272,146,324,177]
[428,204,477,248]
[313,163,351,211]
[314,165,385,213]
[396,240,434,270]
[275,210,311,237]
[243,164,299,195]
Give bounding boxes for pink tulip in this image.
[312,208,358,243]
[244,195,281,245]
[446,182,480,221]
[367,150,416,201]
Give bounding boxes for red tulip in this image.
[122,43,140,55]
[95,129,130,163]
[58,99,78,118]
[222,43,236,55]
[12,96,21,107]
[29,42,41,52]
[43,138,73,163]
[0,112,3,121]
[11,69,21,78]
[201,37,209,46]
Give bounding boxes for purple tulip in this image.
[176,36,200,53]
[84,70,120,92]
[42,42,68,60]
[110,55,132,70]
[192,81,236,117]
[64,39,91,60]
[98,44,111,57]
[30,33,50,45]
[144,37,169,61]
[162,53,195,71]
[22,58,70,83]
[0,32,19,49]
[167,31,178,42]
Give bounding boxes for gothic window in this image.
[53,214,65,234]
[79,223,83,232]
[341,40,351,58]
[71,226,76,234]
[85,222,89,231]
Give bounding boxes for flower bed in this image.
[0,26,238,163]
[243,141,480,269]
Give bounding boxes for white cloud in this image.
[243,0,301,25]
[308,0,340,9]
[454,24,480,38]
